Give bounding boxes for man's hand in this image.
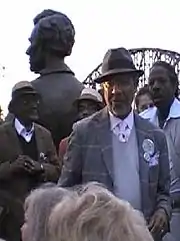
[148,208,168,237]
[10,155,29,173]
[11,155,43,174]
[22,155,43,174]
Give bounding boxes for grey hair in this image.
[24,187,74,241]
[68,181,107,195]
[49,183,153,241]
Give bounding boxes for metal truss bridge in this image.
[83,48,180,89]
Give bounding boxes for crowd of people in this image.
[0,7,180,241]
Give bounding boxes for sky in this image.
[0,0,179,114]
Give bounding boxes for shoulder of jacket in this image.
[135,114,165,137]
[74,110,101,130]
[0,121,12,132]
[34,123,51,135]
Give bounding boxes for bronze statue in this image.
[33,9,62,25]
[26,10,84,149]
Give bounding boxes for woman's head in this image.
[135,85,154,113]
[49,183,153,241]
[21,187,73,241]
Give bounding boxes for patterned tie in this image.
[113,121,130,142]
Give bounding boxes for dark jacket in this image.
[0,120,60,241]
[31,62,84,149]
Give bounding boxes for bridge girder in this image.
[83,48,180,89]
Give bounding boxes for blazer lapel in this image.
[96,108,114,180]
[34,124,45,161]
[134,114,151,215]
[5,120,22,158]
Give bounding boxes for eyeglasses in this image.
[22,99,40,105]
[103,79,133,91]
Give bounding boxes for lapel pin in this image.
[40,152,47,161]
[144,152,151,163]
[142,139,155,156]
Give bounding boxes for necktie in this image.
[113,122,130,142]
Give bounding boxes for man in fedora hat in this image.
[0,81,60,241]
[58,48,171,240]
[59,87,104,159]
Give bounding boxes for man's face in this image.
[149,66,175,108]
[14,94,39,122]
[103,74,137,119]
[137,93,154,113]
[77,99,100,120]
[26,25,46,73]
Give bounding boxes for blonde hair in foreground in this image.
[49,184,153,241]
[24,187,74,241]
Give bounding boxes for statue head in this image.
[26,12,75,73]
[33,9,62,25]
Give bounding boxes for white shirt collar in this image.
[140,98,180,127]
[14,118,34,142]
[109,109,134,131]
[167,98,180,120]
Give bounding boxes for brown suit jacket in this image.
[0,120,60,241]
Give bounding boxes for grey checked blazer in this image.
[58,108,171,221]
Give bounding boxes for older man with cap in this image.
[0,81,60,241]
[58,48,171,241]
[59,88,104,159]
